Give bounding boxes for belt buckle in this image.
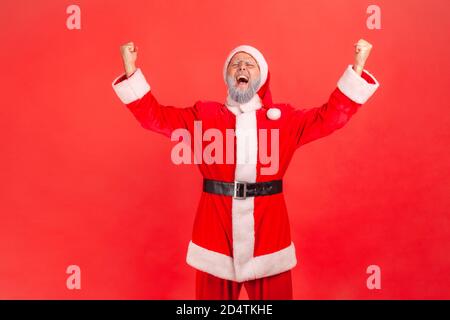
[233,181,247,200]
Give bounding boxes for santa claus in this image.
[112,40,379,299]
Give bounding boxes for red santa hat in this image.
[223,45,273,108]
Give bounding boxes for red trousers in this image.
[195,270,293,300]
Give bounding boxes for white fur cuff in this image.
[111,68,151,104]
[337,65,380,104]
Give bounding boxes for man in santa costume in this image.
[112,40,379,299]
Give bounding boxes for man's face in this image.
[226,52,261,104]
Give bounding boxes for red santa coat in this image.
[112,55,379,282]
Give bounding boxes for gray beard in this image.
[226,75,261,104]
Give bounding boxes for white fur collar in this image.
[225,94,262,116]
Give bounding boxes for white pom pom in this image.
[266,108,281,120]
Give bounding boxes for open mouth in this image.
[236,75,249,87]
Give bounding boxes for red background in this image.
[1,0,449,299]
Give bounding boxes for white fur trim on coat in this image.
[186,241,297,282]
[111,68,151,104]
[232,109,259,281]
[186,241,236,280]
[337,65,380,104]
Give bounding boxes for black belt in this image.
[203,179,282,200]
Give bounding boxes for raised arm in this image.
[290,39,380,148]
[111,42,199,138]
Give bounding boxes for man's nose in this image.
[238,62,246,71]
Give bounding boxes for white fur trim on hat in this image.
[223,45,268,92]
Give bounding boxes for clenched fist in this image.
[353,39,373,76]
[120,41,138,78]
